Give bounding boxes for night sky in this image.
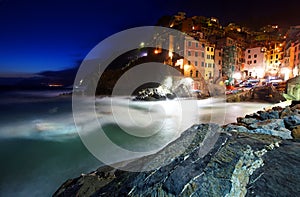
[0,0,299,75]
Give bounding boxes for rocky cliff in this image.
[54,104,300,197]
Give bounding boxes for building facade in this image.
[244,47,267,79]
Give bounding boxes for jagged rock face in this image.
[53,121,300,196]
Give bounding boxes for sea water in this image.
[0,90,278,196]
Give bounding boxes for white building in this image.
[244,47,267,79]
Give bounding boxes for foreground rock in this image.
[54,104,300,196]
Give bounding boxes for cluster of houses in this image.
[150,12,300,90]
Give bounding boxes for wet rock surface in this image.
[133,87,176,101]
[54,104,300,197]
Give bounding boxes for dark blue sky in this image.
[0,0,299,75]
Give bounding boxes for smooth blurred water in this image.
[0,90,284,196]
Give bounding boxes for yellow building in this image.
[204,45,215,81]
[266,43,283,77]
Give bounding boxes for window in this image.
[270,61,273,64]
[208,63,212,67]
[248,50,251,53]
[254,54,257,58]
[188,41,191,47]
[195,52,198,57]
[219,52,221,56]
[254,60,257,64]
[207,47,209,51]
[202,43,205,48]
[270,55,273,59]
[202,52,204,58]
[196,70,199,77]
[188,51,191,56]
[207,55,210,59]
[195,61,198,66]
[188,60,191,65]
[190,70,193,77]
[211,55,214,59]
[195,42,198,48]
[218,60,221,65]
[250,60,252,64]
[276,54,278,59]
[298,54,300,60]
[213,63,215,68]
[201,62,204,67]
[248,55,251,58]
[211,48,214,52]
[275,60,278,63]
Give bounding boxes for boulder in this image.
[249,119,285,130]
[258,110,279,120]
[250,128,292,140]
[223,124,249,133]
[237,117,259,125]
[283,115,300,129]
[133,87,176,101]
[280,107,293,118]
[291,125,300,139]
